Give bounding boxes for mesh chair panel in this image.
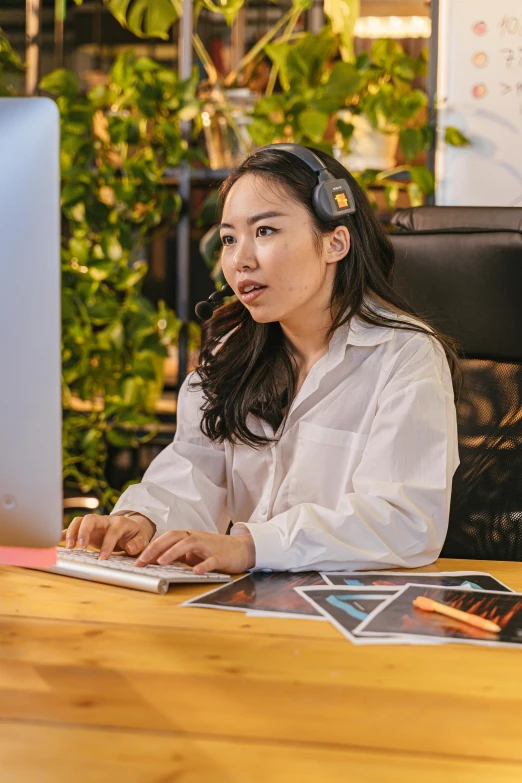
[443,359,522,560]
[391,219,522,561]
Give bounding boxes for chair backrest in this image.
[391,205,522,233]
[389,207,522,560]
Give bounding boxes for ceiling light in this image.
[354,16,432,39]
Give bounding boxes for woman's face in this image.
[219,173,349,327]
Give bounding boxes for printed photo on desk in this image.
[356,585,522,648]
[295,586,409,645]
[181,571,328,619]
[321,571,513,592]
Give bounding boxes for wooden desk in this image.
[1,558,521,782]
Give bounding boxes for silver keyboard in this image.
[45,547,232,594]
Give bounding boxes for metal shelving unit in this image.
[172,0,239,388]
[175,0,194,391]
[164,164,233,390]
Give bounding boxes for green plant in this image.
[88,0,358,63]
[249,35,470,207]
[65,1,469,210]
[248,28,347,152]
[67,0,359,176]
[340,39,470,206]
[0,26,25,95]
[40,51,201,509]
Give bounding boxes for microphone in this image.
[195,284,234,321]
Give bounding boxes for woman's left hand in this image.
[134,529,256,575]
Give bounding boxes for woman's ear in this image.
[324,225,350,266]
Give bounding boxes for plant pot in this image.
[335,111,399,172]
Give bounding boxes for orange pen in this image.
[413,595,502,634]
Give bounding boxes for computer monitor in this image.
[0,97,62,547]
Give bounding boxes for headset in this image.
[195,143,357,321]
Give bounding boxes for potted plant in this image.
[335,39,431,172]
[39,51,201,509]
[248,32,470,207]
[70,1,468,205]
[80,0,360,168]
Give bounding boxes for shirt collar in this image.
[346,314,395,347]
[330,298,397,353]
[280,300,398,428]
[336,298,433,360]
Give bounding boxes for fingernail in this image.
[77,537,85,548]
[127,541,137,554]
[98,551,107,560]
[66,539,74,549]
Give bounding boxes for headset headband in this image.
[261,143,328,175]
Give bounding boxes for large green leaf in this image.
[410,165,434,195]
[287,46,310,86]
[96,320,125,351]
[295,29,337,87]
[391,56,417,83]
[40,68,80,99]
[298,109,329,142]
[370,39,404,69]
[324,61,360,99]
[445,126,471,146]
[87,299,121,325]
[399,128,424,162]
[265,42,291,93]
[105,0,178,39]
[398,89,428,119]
[61,183,87,207]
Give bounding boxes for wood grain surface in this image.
[1,558,521,782]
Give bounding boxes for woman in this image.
[65,145,461,575]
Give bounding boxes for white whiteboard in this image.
[435,0,522,206]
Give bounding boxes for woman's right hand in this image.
[62,513,156,559]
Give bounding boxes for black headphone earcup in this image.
[313,180,356,221]
[312,186,336,221]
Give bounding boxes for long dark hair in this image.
[192,146,462,449]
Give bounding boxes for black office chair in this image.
[389,206,522,561]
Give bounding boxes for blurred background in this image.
[1,0,470,516]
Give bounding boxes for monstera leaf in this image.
[78,0,311,40]
[93,0,180,39]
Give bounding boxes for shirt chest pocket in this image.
[287,421,368,507]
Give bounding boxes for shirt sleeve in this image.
[110,371,229,539]
[232,336,460,572]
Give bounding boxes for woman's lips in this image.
[241,286,267,304]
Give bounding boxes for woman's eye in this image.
[257,226,275,237]
[221,227,275,245]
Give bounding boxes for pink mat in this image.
[0,547,57,567]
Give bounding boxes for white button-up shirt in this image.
[111,305,460,572]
